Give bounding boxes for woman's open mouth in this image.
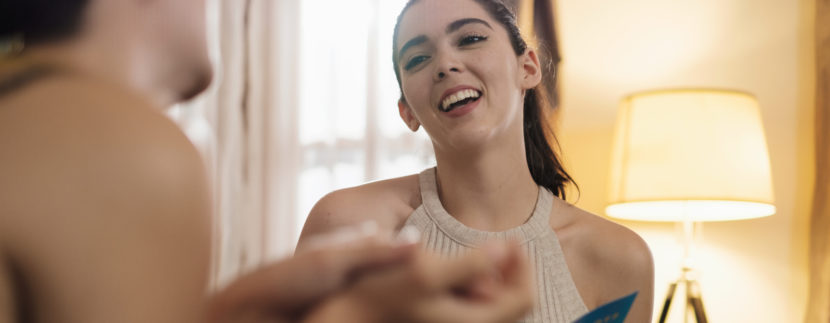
[439,89,482,113]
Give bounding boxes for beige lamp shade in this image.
[606,89,776,222]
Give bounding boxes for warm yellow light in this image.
[606,89,775,222]
[606,200,776,222]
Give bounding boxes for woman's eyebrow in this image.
[398,18,493,61]
[446,18,493,34]
[399,35,428,61]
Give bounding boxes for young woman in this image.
[298,0,654,321]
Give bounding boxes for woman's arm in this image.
[558,208,654,323]
[587,222,655,323]
[614,234,654,323]
[296,176,418,253]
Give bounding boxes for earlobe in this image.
[521,49,543,89]
[398,100,421,132]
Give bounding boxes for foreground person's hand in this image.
[305,241,535,323]
[206,224,417,323]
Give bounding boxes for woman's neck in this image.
[433,135,540,232]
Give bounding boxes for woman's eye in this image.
[404,55,429,70]
[459,35,488,46]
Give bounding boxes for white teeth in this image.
[441,89,481,110]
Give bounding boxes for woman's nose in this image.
[433,52,462,81]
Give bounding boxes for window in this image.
[295,0,434,235]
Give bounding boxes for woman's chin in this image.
[438,125,502,154]
[428,109,520,155]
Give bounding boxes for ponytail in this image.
[523,87,577,199]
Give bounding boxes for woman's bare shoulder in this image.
[552,199,651,263]
[296,174,422,249]
[550,198,654,310]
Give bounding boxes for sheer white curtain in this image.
[170,0,433,287]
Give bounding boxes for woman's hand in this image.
[304,241,536,323]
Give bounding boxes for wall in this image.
[555,0,814,321]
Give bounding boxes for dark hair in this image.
[0,0,91,46]
[392,0,577,199]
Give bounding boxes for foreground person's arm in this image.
[206,235,418,323]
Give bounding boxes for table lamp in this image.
[606,89,776,323]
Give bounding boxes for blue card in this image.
[572,292,637,323]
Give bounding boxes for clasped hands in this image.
[207,224,535,323]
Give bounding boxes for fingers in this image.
[310,235,417,285]
[290,239,535,323]
[412,249,494,292]
[301,222,421,282]
[208,226,419,320]
[476,242,536,323]
[259,237,417,307]
[300,221,386,252]
[419,241,536,323]
[499,242,534,297]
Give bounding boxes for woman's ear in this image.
[519,49,543,90]
[398,99,421,132]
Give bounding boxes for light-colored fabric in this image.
[208,0,306,287]
[171,0,434,289]
[403,168,588,323]
[806,1,829,321]
[170,0,307,288]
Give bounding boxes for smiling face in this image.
[394,0,542,153]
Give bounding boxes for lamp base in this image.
[658,268,708,323]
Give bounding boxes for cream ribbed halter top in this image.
[402,168,589,323]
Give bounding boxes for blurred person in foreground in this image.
[0,1,534,322]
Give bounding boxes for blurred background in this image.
[168,0,824,322]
